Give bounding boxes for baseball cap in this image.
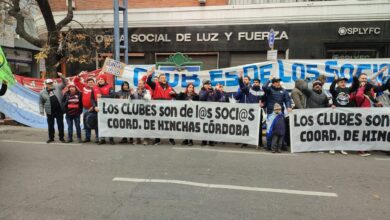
[271,78,281,83]
[45,79,53,84]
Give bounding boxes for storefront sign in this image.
[338,27,381,36]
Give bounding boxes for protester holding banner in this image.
[0,81,7,96]
[133,80,152,145]
[74,72,98,143]
[146,67,176,145]
[302,79,330,108]
[199,80,216,146]
[39,73,67,143]
[330,76,353,108]
[92,74,116,145]
[235,70,264,148]
[176,83,199,146]
[62,83,83,143]
[291,79,307,109]
[116,81,135,144]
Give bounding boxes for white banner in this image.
[290,108,390,153]
[98,99,260,145]
[103,58,390,92]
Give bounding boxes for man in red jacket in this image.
[74,72,98,143]
[146,67,176,145]
[92,74,116,145]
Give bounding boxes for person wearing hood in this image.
[92,74,116,145]
[235,70,264,148]
[62,83,83,143]
[146,67,177,145]
[291,79,307,109]
[116,81,135,144]
[302,79,330,108]
[0,81,7,96]
[39,72,67,143]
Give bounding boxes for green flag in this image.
[0,46,16,86]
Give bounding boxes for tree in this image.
[2,0,107,77]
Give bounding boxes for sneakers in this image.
[109,139,115,145]
[142,140,148,145]
[66,139,73,143]
[46,139,54,144]
[201,141,207,146]
[182,140,188,145]
[359,152,371,157]
[94,139,99,144]
[329,150,335,154]
[241,144,248,148]
[188,140,193,146]
[153,140,160,145]
[341,150,348,155]
[59,139,66,143]
[98,140,106,145]
[169,139,176,145]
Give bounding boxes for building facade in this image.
[38,0,390,73]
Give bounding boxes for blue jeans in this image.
[83,108,98,140]
[66,115,81,140]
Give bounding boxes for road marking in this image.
[172,147,296,156]
[374,158,390,161]
[113,177,337,197]
[0,140,81,146]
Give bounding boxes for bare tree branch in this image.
[36,0,56,31]
[8,0,43,48]
[56,0,73,31]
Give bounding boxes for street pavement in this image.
[0,125,389,220]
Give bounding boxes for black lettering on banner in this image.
[294,114,314,127]
[144,120,156,130]
[179,104,194,118]
[365,115,390,127]
[159,106,178,117]
[300,130,337,142]
[362,130,390,142]
[102,103,119,114]
[345,130,359,141]
[107,118,139,129]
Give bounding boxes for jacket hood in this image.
[294,79,306,91]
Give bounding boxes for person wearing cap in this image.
[74,71,98,143]
[39,72,67,143]
[199,79,216,146]
[262,75,292,115]
[92,73,116,145]
[116,81,136,144]
[0,81,7,96]
[235,70,264,148]
[301,79,330,109]
[266,103,286,153]
[62,83,83,143]
[330,75,353,108]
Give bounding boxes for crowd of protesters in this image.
[37,66,390,156]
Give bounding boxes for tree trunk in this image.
[45,33,61,78]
